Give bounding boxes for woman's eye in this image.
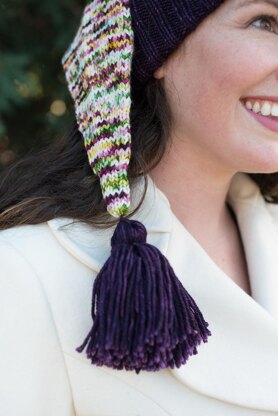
[250,15,278,33]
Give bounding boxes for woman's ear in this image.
[153,65,165,80]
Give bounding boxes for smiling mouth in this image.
[241,101,278,134]
[240,98,278,119]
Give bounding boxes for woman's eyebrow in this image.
[236,0,278,9]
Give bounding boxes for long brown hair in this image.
[0,78,171,230]
[0,77,278,231]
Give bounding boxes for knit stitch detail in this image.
[62,0,134,218]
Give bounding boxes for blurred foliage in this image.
[0,0,84,169]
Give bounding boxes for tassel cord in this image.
[106,245,133,349]
[142,244,173,345]
[137,244,166,344]
[119,250,141,355]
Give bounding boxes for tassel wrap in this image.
[76,217,211,374]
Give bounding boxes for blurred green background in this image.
[0,0,84,170]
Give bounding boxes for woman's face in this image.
[154,0,278,174]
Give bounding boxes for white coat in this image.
[1,172,278,416]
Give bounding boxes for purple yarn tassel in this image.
[76,217,211,374]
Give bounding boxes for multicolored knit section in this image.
[61,0,134,218]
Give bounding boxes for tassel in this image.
[76,217,211,374]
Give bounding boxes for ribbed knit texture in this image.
[130,0,225,89]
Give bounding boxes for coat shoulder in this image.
[0,220,84,272]
[0,222,76,415]
[0,221,55,248]
[0,221,71,309]
[0,222,51,275]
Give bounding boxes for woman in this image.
[1,0,278,414]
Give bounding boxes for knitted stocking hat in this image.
[62,0,224,374]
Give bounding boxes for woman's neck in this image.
[149,141,236,246]
[149,139,252,295]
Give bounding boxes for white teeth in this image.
[261,101,272,116]
[244,100,278,117]
[272,103,278,116]
[252,101,261,113]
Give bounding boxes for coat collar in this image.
[48,173,278,412]
[227,173,278,321]
[47,175,172,271]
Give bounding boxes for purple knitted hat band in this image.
[130,0,225,87]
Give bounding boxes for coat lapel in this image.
[167,173,278,412]
[227,173,278,321]
[48,173,278,412]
